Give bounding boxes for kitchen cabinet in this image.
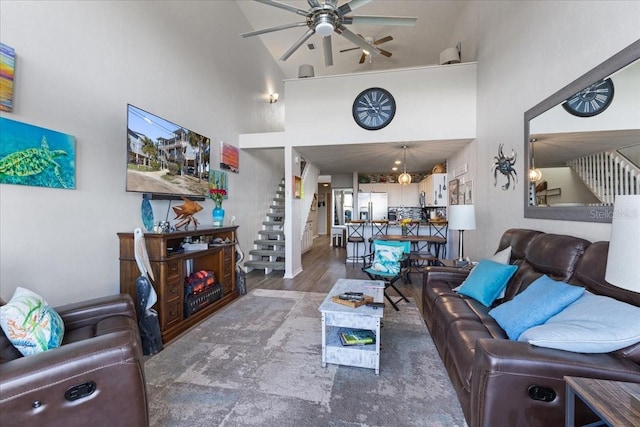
[420,173,448,206]
[359,183,419,207]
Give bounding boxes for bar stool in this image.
[429,220,448,259]
[346,220,366,266]
[368,220,389,252]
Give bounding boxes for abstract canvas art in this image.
[0,117,76,189]
[0,43,15,112]
[220,141,239,173]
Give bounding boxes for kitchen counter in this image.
[344,221,449,264]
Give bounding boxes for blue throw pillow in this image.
[518,292,640,353]
[489,275,585,340]
[456,259,518,307]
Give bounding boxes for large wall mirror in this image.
[524,39,640,223]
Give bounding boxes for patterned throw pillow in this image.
[0,287,64,356]
[371,244,404,275]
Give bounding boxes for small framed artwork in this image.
[293,176,302,199]
[220,141,239,173]
[462,180,473,204]
[448,179,459,205]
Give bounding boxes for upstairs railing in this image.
[568,150,640,204]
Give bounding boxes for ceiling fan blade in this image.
[339,46,360,53]
[323,35,333,67]
[337,26,379,55]
[338,0,372,15]
[345,16,418,26]
[240,22,307,38]
[359,52,366,64]
[325,0,338,8]
[307,0,321,8]
[279,28,315,61]
[254,0,309,17]
[374,35,393,45]
[379,49,392,58]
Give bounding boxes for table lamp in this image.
[448,204,476,266]
[605,195,640,410]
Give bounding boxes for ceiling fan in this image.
[240,0,417,67]
[339,35,393,64]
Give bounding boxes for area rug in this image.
[145,289,467,427]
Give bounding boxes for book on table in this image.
[339,329,376,346]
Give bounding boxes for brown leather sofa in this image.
[423,228,640,427]
[0,294,149,426]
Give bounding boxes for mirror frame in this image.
[524,39,640,223]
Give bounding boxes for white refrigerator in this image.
[357,192,388,221]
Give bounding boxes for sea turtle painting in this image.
[0,136,70,188]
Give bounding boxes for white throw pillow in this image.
[0,287,65,356]
[489,246,512,265]
[518,291,640,353]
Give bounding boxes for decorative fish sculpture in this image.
[172,197,203,230]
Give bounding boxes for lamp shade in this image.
[605,195,640,293]
[448,204,476,231]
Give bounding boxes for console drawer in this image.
[162,299,182,328]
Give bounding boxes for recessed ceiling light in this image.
[394,160,401,164]
[392,167,398,171]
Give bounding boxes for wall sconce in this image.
[439,42,461,65]
[269,93,279,104]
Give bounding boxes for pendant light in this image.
[398,145,412,185]
[528,138,542,182]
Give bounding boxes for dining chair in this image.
[429,220,448,259]
[346,220,366,266]
[368,220,389,252]
[362,239,411,311]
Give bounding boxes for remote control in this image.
[366,302,385,309]
[344,292,363,296]
[339,294,364,302]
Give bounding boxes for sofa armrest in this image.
[470,338,640,426]
[425,266,470,282]
[56,294,137,331]
[0,317,147,426]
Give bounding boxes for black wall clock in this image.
[352,87,396,130]
[562,78,614,117]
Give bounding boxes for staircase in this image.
[568,150,640,204]
[244,179,286,274]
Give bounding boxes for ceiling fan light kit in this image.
[241,0,417,67]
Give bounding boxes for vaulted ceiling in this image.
[236,1,471,177]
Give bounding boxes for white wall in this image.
[0,1,285,305]
[465,0,640,260]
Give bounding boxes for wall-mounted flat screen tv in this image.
[126,104,210,198]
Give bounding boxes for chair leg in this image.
[384,291,400,311]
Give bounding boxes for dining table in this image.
[376,234,447,273]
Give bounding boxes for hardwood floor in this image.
[245,234,425,310]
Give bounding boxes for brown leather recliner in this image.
[0,294,149,426]
[423,229,640,427]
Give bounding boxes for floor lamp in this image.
[605,195,640,410]
[448,204,476,266]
